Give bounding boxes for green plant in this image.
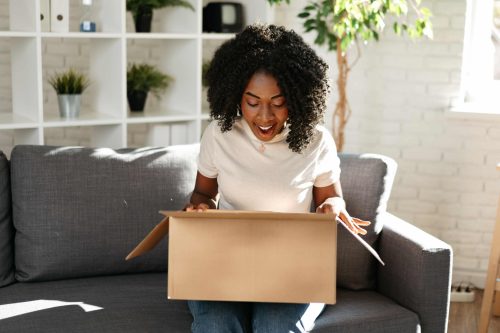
[127,63,173,98]
[202,60,211,88]
[126,0,195,15]
[268,0,433,151]
[48,69,90,95]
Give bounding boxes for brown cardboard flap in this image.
[159,209,334,222]
[125,216,169,260]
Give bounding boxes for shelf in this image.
[43,112,122,128]
[0,0,269,149]
[126,38,198,115]
[127,110,197,124]
[42,37,124,121]
[126,33,198,40]
[41,32,122,39]
[128,119,198,147]
[0,114,38,129]
[0,31,37,38]
[125,0,199,35]
[202,33,235,40]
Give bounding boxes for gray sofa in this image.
[0,144,452,332]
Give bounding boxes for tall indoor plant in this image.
[268,0,433,151]
[126,0,195,32]
[127,63,173,112]
[48,69,90,119]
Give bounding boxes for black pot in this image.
[134,5,153,33]
[128,90,148,112]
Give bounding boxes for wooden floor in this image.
[448,290,500,333]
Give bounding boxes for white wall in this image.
[274,0,500,288]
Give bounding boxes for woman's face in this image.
[240,71,288,142]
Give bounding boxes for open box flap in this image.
[159,210,383,265]
[159,210,334,221]
[126,210,331,261]
[125,216,170,260]
[126,210,383,265]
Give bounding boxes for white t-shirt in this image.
[197,118,341,213]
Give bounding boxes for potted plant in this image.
[202,59,211,89]
[48,69,90,119]
[201,59,211,113]
[127,63,173,112]
[126,0,195,33]
[268,0,433,151]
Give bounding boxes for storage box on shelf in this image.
[0,0,271,153]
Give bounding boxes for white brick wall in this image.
[0,0,499,288]
[273,0,500,289]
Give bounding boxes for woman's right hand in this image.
[183,203,210,212]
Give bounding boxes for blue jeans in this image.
[188,301,325,333]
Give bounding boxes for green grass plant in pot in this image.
[268,0,432,151]
[126,0,195,33]
[127,63,173,112]
[48,69,90,119]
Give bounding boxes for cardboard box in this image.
[127,210,337,304]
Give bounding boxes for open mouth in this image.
[256,124,275,137]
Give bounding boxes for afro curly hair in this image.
[205,24,330,153]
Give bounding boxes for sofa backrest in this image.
[11,145,198,282]
[9,144,396,289]
[337,153,397,290]
[0,150,15,287]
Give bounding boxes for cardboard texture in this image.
[127,210,337,304]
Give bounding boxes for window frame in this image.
[452,0,500,116]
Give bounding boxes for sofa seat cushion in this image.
[10,145,199,282]
[0,275,419,333]
[0,273,192,333]
[313,289,420,333]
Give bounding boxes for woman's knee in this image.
[188,300,251,333]
[252,303,324,333]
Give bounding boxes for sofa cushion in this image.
[0,276,418,333]
[11,145,198,282]
[313,289,419,332]
[337,154,397,290]
[0,150,15,287]
[0,273,192,332]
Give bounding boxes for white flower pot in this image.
[57,94,81,119]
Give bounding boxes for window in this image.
[493,1,500,79]
[456,0,500,114]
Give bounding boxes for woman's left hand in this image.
[316,197,371,235]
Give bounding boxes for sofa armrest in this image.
[377,212,452,333]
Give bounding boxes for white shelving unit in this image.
[0,0,271,150]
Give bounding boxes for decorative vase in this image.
[134,5,153,33]
[127,90,148,112]
[57,94,81,119]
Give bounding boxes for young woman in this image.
[184,24,370,333]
